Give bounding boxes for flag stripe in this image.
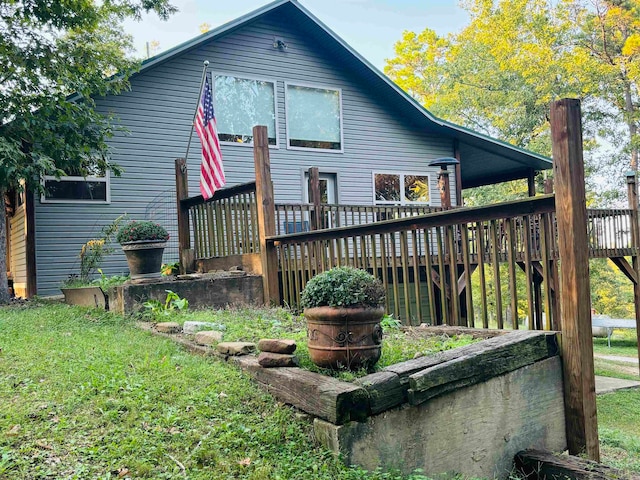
[195,74,225,200]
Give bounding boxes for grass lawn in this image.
[593,330,639,381]
[598,389,640,473]
[0,302,459,480]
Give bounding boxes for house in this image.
[5,0,552,297]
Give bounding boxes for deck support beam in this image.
[550,98,599,461]
[626,173,640,375]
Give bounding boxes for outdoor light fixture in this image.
[428,157,459,209]
[273,37,288,51]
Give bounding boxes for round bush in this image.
[300,266,385,309]
[116,221,169,244]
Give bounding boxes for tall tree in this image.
[0,0,176,303]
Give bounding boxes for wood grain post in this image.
[550,98,599,460]
[626,172,640,375]
[254,126,280,305]
[175,158,193,274]
[309,167,321,230]
[438,169,452,210]
[25,187,37,297]
[527,170,536,197]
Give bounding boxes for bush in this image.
[300,267,385,309]
[116,220,169,244]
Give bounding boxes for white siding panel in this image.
[34,12,455,295]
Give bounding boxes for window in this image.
[286,84,342,151]
[373,172,430,205]
[42,169,109,203]
[214,75,277,145]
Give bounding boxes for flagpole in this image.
[184,60,210,164]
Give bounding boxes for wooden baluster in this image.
[490,219,503,329]
[523,215,535,330]
[400,230,412,324]
[390,232,401,321]
[447,225,460,326]
[436,226,449,326]
[380,233,390,315]
[506,217,519,329]
[411,230,423,325]
[476,221,489,329]
[461,224,474,328]
[423,228,438,326]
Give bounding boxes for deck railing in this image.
[268,195,559,328]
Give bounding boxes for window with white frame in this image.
[373,172,430,205]
[214,75,277,145]
[286,84,342,151]
[42,167,109,203]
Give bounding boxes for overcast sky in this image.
[123,0,468,70]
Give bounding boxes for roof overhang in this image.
[135,0,553,188]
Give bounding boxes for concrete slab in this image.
[595,375,640,395]
[595,354,639,365]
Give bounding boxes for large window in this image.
[214,75,277,145]
[286,84,342,151]
[42,167,109,204]
[373,172,430,205]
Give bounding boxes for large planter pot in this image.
[305,306,385,370]
[121,240,166,280]
[61,286,108,309]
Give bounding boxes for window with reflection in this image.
[374,172,430,205]
[286,84,342,150]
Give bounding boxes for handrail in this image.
[181,181,256,209]
[267,194,556,245]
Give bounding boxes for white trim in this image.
[285,82,344,153]
[212,72,279,149]
[372,171,431,206]
[41,173,111,204]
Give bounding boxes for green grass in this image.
[166,308,476,381]
[592,329,639,381]
[0,302,464,480]
[598,389,640,473]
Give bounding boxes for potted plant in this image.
[300,266,386,370]
[116,220,169,281]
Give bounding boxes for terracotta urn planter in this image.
[121,240,166,280]
[305,306,385,370]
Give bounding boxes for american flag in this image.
[195,74,225,199]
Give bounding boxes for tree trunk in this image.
[623,79,638,171]
[0,187,10,304]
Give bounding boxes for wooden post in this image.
[309,167,322,230]
[550,98,599,460]
[25,187,36,297]
[254,125,280,305]
[454,140,463,206]
[438,169,452,210]
[626,173,640,375]
[175,158,193,274]
[527,170,536,197]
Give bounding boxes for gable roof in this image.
[137,0,552,189]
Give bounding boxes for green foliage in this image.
[384,0,640,200]
[116,220,169,244]
[380,314,402,333]
[0,303,478,479]
[161,262,180,276]
[143,290,189,319]
[77,215,127,283]
[300,267,386,309]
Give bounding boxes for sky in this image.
[123,0,469,71]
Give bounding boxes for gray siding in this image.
[34,12,455,295]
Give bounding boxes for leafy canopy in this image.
[0,0,177,192]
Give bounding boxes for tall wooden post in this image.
[626,173,640,375]
[308,167,321,230]
[550,98,599,460]
[175,158,193,274]
[454,140,463,206]
[438,169,452,210]
[527,170,536,197]
[253,126,280,305]
[543,177,561,329]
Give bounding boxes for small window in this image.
[42,170,109,204]
[373,172,430,205]
[214,75,277,145]
[286,84,342,151]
